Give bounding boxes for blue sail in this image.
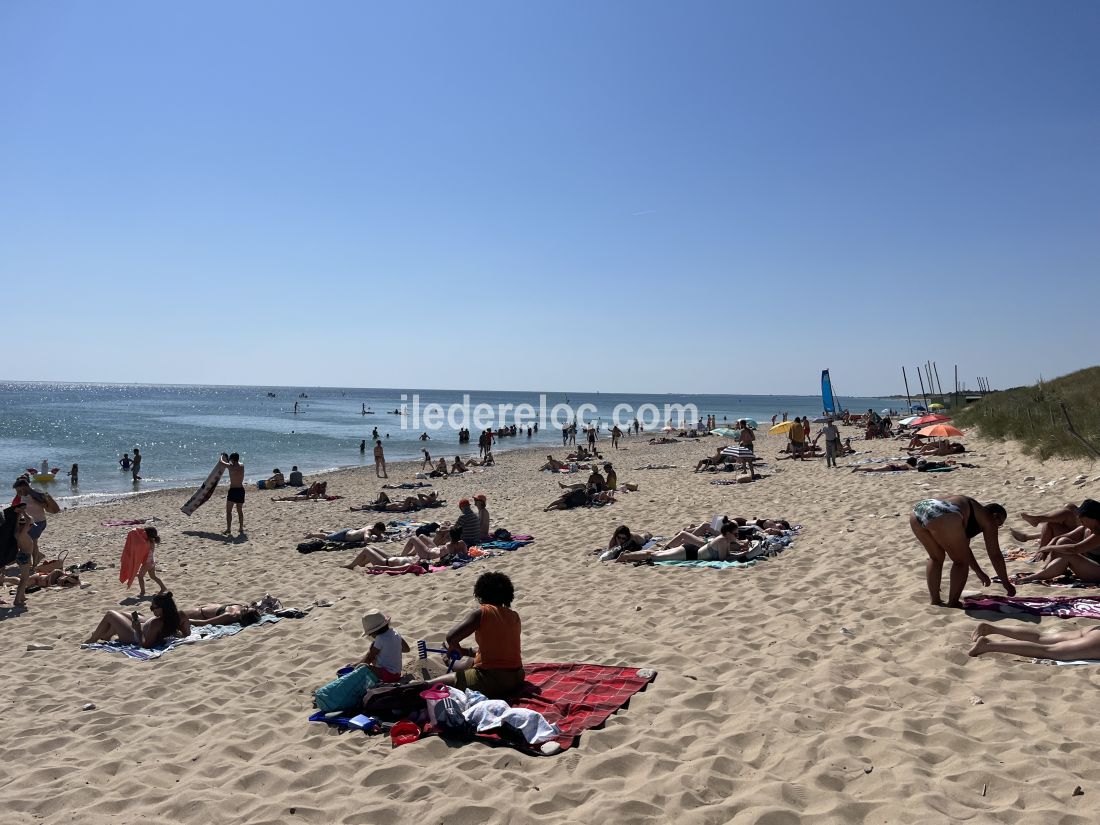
[821,369,836,415]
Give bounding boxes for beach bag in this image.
[314,666,380,712]
[415,522,439,537]
[433,697,474,739]
[41,493,61,515]
[36,550,69,575]
[297,540,325,554]
[491,528,512,542]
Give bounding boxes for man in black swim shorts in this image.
[222,452,246,535]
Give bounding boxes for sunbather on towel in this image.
[305,522,388,544]
[969,620,1100,661]
[558,466,605,492]
[183,602,262,627]
[908,441,966,456]
[271,481,328,501]
[539,455,565,472]
[340,526,457,571]
[85,591,191,646]
[1011,500,1100,585]
[604,525,653,558]
[544,488,589,511]
[616,522,743,563]
[910,496,1012,608]
[694,447,727,472]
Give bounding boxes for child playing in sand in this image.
[350,609,411,683]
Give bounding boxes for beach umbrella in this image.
[727,418,758,430]
[769,420,796,435]
[916,424,963,438]
[661,425,677,432]
[910,404,927,412]
[710,427,739,438]
[880,408,892,415]
[811,416,830,423]
[929,403,945,410]
[899,415,922,426]
[910,414,951,427]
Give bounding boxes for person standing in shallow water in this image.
[131,448,142,482]
[222,453,246,535]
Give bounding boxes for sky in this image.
[1,1,1097,396]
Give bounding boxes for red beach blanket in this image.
[425,663,654,753]
[963,595,1100,619]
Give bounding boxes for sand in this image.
[2,429,1099,824]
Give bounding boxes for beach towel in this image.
[82,615,281,660]
[421,663,656,754]
[962,596,1100,620]
[363,565,428,576]
[119,528,152,588]
[654,559,757,569]
[101,518,154,527]
[181,461,226,516]
[474,539,534,551]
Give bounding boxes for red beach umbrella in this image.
[911,414,951,427]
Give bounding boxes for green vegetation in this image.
[953,366,1100,461]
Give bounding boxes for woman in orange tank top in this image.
[443,572,525,698]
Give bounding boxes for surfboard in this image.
[181,461,227,516]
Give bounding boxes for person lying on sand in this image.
[539,455,566,472]
[544,485,614,510]
[350,492,440,512]
[616,522,744,563]
[852,458,960,473]
[604,525,653,557]
[1012,502,1086,549]
[3,569,81,588]
[909,496,1013,608]
[648,437,678,445]
[908,441,966,456]
[305,522,387,543]
[341,526,463,570]
[85,591,191,647]
[1011,500,1100,585]
[566,446,599,461]
[969,621,1100,661]
[184,602,262,627]
[271,481,328,501]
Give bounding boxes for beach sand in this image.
[2,429,1099,824]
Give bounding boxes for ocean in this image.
[0,382,896,505]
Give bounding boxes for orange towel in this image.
[119,528,151,588]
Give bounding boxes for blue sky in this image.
[1,1,1097,395]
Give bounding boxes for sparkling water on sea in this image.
[0,383,895,504]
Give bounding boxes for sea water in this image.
[0,382,895,504]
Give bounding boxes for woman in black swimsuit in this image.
[183,603,261,626]
[909,495,1013,608]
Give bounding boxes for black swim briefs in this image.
[227,487,246,504]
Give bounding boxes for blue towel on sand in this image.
[654,560,756,569]
[81,614,280,660]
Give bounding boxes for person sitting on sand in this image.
[694,447,727,472]
[429,458,449,478]
[266,468,286,488]
[616,522,744,563]
[305,522,388,543]
[909,496,1013,608]
[540,455,565,472]
[558,465,605,493]
[566,446,593,461]
[350,609,411,683]
[183,602,262,627]
[1011,500,1100,585]
[603,463,617,490]
[271,481,328,501]
[451,456,468,474]
[287,466,304,486]
[1011,502,1086,550]
[969,620,1100,661]
[85,591,191,647]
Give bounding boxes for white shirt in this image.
[371,627,403,674]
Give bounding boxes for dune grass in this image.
[953,366,1100,461]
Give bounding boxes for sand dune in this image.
[2,430,1099,824]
